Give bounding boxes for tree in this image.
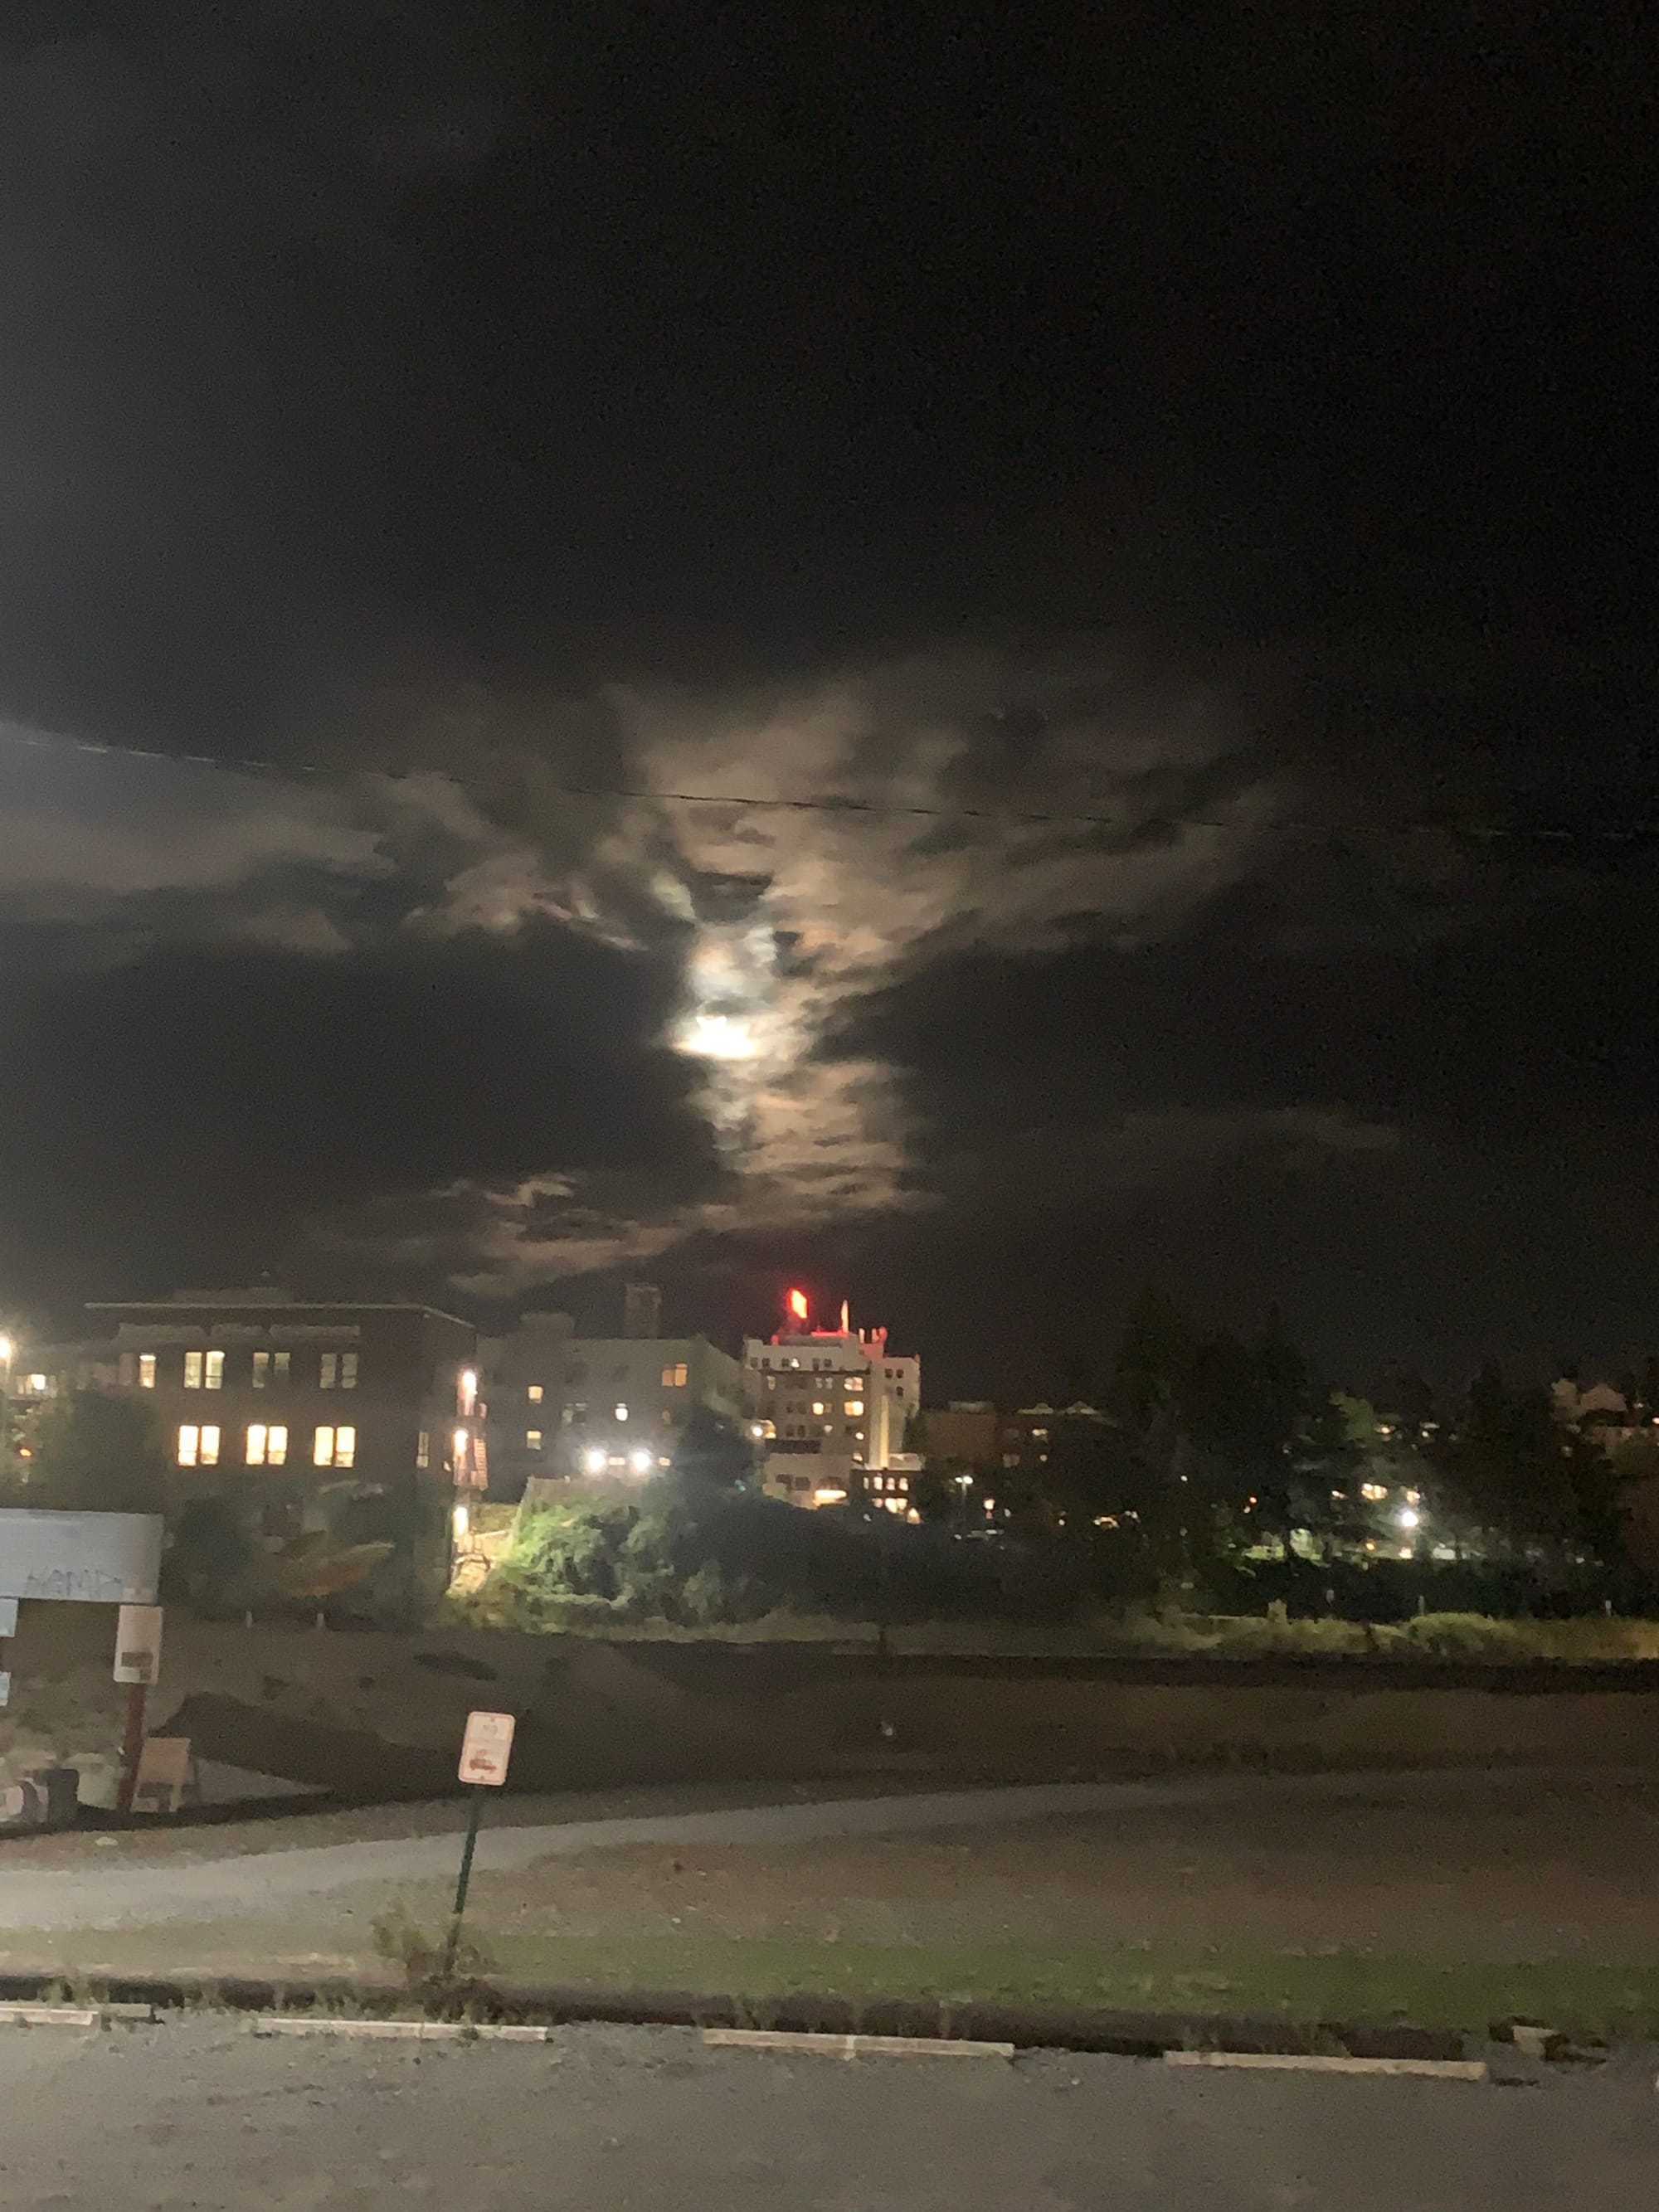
[669,1406,756,1490]
[25,1388,168,1514]
[1110,1286,1199,1427]
[1292,1391,1366,1555]
[1431,1363,1593,1559]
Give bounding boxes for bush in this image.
[462,1475,1091,1631]
[1394,1612,1540,1660]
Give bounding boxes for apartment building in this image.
[744,1291,921,1511]
[80,1289,481,1606]
[480,1310,760,1490]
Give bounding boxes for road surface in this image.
[0,1765,1620,1932]
[0,2015,1655,2209]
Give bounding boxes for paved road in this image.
[0,1766,1608,1932]
[1,2015,1655,2209]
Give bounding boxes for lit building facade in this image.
[80,1290,481,1607]
[480,1315,760,1490]
[744,1291,921,1511]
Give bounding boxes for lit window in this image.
[528,1383,544,1403]
[183,1352,204,1389]
[313,1425,356,1470]
[459,1369,478,1417]
[246,1423,289,1467]
[845,1398,864,1416]
[526,1429,542,1450]
[253,1350,291,1388]
[615,1403,629,1421]
[320,1352,339,1389]
[340,1352,358,1390]
[204,1349,224,1390]
[139,1354,156,1388]
[334,1425,355,1468]
[178,1424,199,1466]
[246,1423,267,1465]
[811,1401,826,1417]
[1360,1482,1388,1503]
[660,1363,688,1388]
[416,1430,430,1469]
[199,1426,221,1466]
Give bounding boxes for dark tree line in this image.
[928,1291,1654,1588]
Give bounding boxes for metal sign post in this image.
[442,1710,515,1979]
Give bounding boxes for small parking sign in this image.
[459,1709,515,1787]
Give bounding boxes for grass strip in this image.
[22,1918,1659,2038]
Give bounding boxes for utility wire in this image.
[1,717,1653,845]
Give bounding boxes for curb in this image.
[0,1971,1504,2064]
[251,2017,552,2043]
[1166,2050,1488,2080]
[0,2000,155,2030]
[706,2028,1014,2059]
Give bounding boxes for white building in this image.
[481,1315,760,1492]
[744,1292,920,1511]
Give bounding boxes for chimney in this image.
[622,1282,663,1339]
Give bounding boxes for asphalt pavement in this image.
[0,2015,1655,2210]
[0,1765,1622,1932]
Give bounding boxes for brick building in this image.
[81,1290,481,1610]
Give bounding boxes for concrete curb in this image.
[0,2000,155,2029]
[705,2029,1014,2059]
[1166,2050,1488,2079]
[250,2016,551,2043]
[0,1970,1500,2063]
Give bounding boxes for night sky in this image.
[0,6,1652,1399]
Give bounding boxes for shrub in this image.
[1394,1612,1539,1659]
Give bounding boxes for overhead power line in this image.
[1,717,1656,845]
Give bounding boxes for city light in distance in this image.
[1396,1506,1421,1530]
[787,1287,810,1323]
[583,1446,609,1475]
[630,1448,654,1473]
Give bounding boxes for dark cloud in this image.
[0,8,1651,1391]
[0,920,718,1302]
